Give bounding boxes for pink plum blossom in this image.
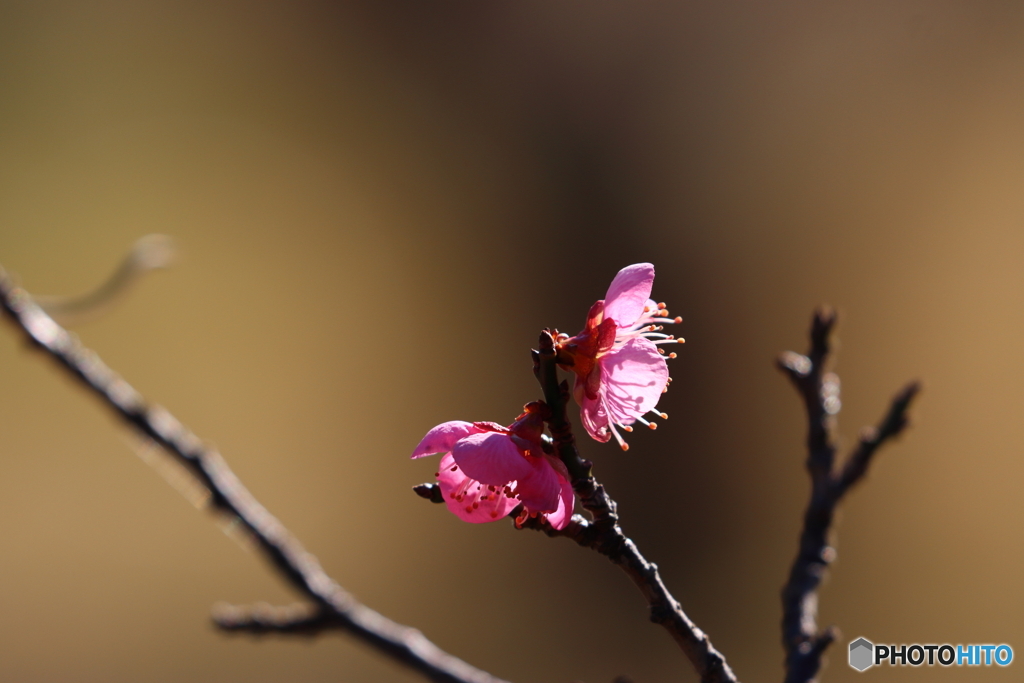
[555,263,682,450]
[411,403,574,529]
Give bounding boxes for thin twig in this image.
[33,234,177,326]
[212,602,340,635]
[778,308,919,683]
[0,268,509,683]
[530,330,740,683]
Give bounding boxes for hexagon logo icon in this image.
[849,637,874,671]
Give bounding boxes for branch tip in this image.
[212,602,337,635]
[777,351,812,378]
[413,483,445,504]
[892,380,921,414]
[537,329,555,353]
[809,307,837,362]
[812,306,837,335]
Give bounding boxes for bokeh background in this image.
[0,1,1021,681]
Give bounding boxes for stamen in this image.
[608,422,628,449]
[621,425,633,432]
[453,477,475,503]
[601,393,630,451]
[657,302,667,309]
[484,485,510,519]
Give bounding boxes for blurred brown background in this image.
[0,1,1021,681]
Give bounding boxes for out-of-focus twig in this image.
[34,234,177,326]
[0,267,510,683]
[212,602,340,635]
[778,308,919,683]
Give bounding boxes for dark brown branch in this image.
[835,382,920,497]
[529,330,740,683]
[0,269,509,683]
[778,308,919,683]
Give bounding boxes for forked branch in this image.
[778,308,919,683]
[0,268,508,683]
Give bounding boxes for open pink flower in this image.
[411,404,574,529]
[555,263,682,450]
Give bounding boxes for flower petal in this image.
[411,421,481,459]
[582,299,605,332]
[451,431,534,486]
[579,389,611,442]
[540,461,575,530]
[437,453,519,524]
[595,316,618,357]
[471,421,508,433]
[514,456,562,513]
[603,263,655,328]
[600,338,669,425]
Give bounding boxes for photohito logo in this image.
[849,638,874,671]
[849,637,1013,671]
